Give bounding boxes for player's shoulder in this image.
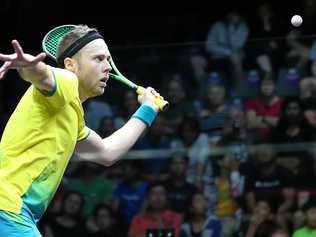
[50,66,78,81]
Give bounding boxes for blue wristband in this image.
[132,105,157,126]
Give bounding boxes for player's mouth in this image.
[100,77,109,87]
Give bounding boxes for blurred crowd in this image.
[2,1,316,237]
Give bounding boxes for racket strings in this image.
[42,25,76,59]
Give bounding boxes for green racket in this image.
[42,24,169,112]
[108,58,169,112]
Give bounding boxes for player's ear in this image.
[64,57,78,73]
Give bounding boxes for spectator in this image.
[114,90,139,129]
[180,191,222,237]
[41,191,88,237]
[285,29,311,75]
[213,153,242,237]
[244,145,295,231]
[293,199,316,237]
[268,97,316,175]
[84,99,113,131]
[205,7,249,87]
[171,116,211,189]
[129,182,182,237]
[112,160,149,233]
[299,60,316,99]
[163,154,198,214]
[89,203,123,237]
[63,162,114,217]
[246,2,285,78]
[163,77,197,136]
[133,115,172,181]
[245,78,283,140]
[98,116,116,138]
[198,82,231,142]
[243,201,274,237]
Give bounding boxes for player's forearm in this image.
[18,61,54,92]
[101,117,147,165]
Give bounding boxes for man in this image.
[0,24,161,236]
[128,182,182,237]
[293,199,316,237]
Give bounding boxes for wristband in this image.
[132,105,157,126]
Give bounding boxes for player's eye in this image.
[95,56,105,62]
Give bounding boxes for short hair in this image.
[147,181,167,195]
[92,203,115,219]
[56,24,98,60]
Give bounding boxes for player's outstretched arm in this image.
[0,40,54,92]
[75,87,160,166]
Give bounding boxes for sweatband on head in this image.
[57,31,104,67]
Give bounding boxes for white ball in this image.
[291,15,303,27]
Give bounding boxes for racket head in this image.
[42,25,76,61]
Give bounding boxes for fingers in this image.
[0,68,9,79]
[0,53,16,61]
[12,40,24,57]
[0,61,11,79]
[30,52,46,64]
[147,87,164,100]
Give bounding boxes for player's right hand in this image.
[0,40,46,79]
[137,86,162,112]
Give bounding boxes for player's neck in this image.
[78,86,89,103]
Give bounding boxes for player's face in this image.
[76,39,112,99]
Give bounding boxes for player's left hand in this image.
[0,40,46,79]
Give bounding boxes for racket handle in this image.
[136,86,169,112]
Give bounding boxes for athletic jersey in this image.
[0,66,89,221]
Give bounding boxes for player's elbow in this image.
[101,153,122,167]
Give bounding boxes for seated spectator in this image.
[187,48,209,99]
[133,115,172,181]
[171,116,212,189]
[242,201,274,237]
[163,76,198,136]
[112,160,149,233]
[213,153,242,237]
[41,191,88,237]
[284,29,311,75]
[180,191,222,237]
[63,162,114,217]
[129,182,182,237]
[299,60,316,99]
[97,116,116,138]
[114,90,139,129]
[84,99,113,131]
[245,78,283,140]
[219,99,250,162]
[244,145,295,230]
[163,154,198,214]
[198,82,231,142]
[89,203,123,237]
[205,7,249,87]
[293,199,316,237]
[246,2,285,80]
[268,97,316,175]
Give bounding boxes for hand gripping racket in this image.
[42,24,169,112]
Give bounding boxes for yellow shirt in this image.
[0,66,89,220]
[215,177,238,217]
